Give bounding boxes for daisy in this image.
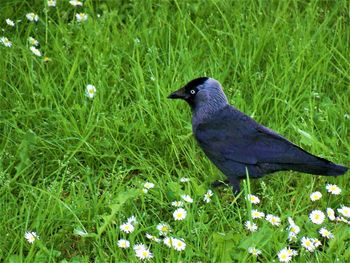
[319,227,334,239]
[69,0,83,6]
[133,243,146,252]
[301,237,315,252]
[163,237,173,248]
[127,215,137,225]
[26,13,39,22]
[248,247,262,256]
[30,46,41,57]
[0,37,12,47]
[73,228,88,237]
[25,231,39,243]
[313,238,321,248]
[181,194,193,203]
[277,248,292,262]
[326,208,335,221]
[143,182,154,189]
[326,184,341,195]
[247,194,260,204]
[5,19,15,26]
[180,177,190,182]
[171,201,184,207]
[76,13,88,22]
[171,238,186,251]
[244,221,258,232]
[145,233,161,243]
[173,208,187,221]
[28,37,39,46]
[309,210,325,225]
[43,56,51,63]
[337,205,350,218]
[156,223,171,236]
[85,84,96,99]
[286,247,298,256]
[47,0,56,7]
[203,190,213,203]
[310,191,322,201]
[266,214,281,226]
[135,247,153,260]
[120,222,134,233]
[287,217,300,234]
[117,239,130,249]
[289,224,300,234]
[288,232,297,242]
[336,216,349,224]
[251,210,265,219]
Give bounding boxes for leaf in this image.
[8,255,22,263]
[97,189,138,236]
[15,130,36,173]
[238,225,272,249]
[297,129,314,146]
[212,231,241,262]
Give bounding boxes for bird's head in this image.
[168,77,228,111]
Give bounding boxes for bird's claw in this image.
[211,180,229,188]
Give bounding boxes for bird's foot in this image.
[211,180,229,188]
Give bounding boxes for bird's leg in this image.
[211,179,229,188]
[228,177,241,194]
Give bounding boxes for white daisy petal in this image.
[25,231,39,243]
[156,223,171,236]
[248,247,262,256]
[120,222,134,233]
[310,191,322,201]
[326,184,341,195]
[247,194,260,204]
[85,84,96,99]
[117,239,130,249]
[337,206,350,218]
[181,194,193,203]
[6,19,15,26]
[266,214,281,226]
[76,13,88,22]
[244,221,258,232]
[173,208,187,221]
[26,13,39,22]
[309,210,325,225]
[319,227,334,239]
[0,37,12,47]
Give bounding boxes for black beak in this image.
[167,87,188,99]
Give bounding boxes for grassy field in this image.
[0,0,349,262]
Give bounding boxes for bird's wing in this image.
[195,105,316,165]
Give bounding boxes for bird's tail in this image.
[284,158,348,176]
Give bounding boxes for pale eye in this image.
[190,89,196,94]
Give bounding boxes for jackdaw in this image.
[168,77,348,193]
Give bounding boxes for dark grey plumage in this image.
[168,77,348,192]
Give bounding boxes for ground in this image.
[0,0,349,262]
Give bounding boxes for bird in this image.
[168,77,348,193]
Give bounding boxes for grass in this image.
[0,0,349,262]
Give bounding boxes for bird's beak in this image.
[167,87,188,99]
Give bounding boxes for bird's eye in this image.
[190,90,196,95]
